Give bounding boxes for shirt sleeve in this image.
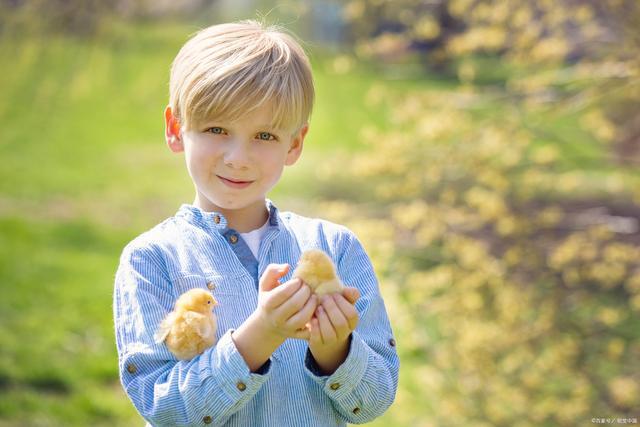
[303,231,400,424]
[113,243,271,426]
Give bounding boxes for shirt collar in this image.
[176,199,280,234]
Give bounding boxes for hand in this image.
[341,287,360,305]
[255,263,318,340]
[307,287,360,374]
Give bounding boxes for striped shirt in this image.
[113,200,399,426]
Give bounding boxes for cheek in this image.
[257,148,287,175]
[186,143,219,170]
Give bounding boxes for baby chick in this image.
[292,249,345,295]
[154,288,218,360]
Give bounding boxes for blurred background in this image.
[0,0,638,425]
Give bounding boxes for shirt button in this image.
[352,407,361,415]
[236,381,246,391]
[203,415,213,424]
[126,363,137,374]
[213,215,221,224]
[207,281,216,290]
[229,235,238,244]
[389,338,396,347]
[330,382,340,390]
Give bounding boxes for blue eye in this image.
[207,127,226,135]
[257,132,276,141]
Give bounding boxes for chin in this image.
[210,195,255,211]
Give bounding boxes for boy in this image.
[113,20,399,426]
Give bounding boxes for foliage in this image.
[344,0,640,166]
[338,6,640,424]
[315,81,639,425]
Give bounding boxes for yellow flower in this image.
[457,61,476,84]
[413,16,441,40]
[580,110,616,143]
[330,55,354,75]
[343,0,365,19]
[607,338,625,359]
[464,186,508,220]
[531,145,559,164]
[597,307,623,326]
[625,272,640,294]
[461,291,484,311]
[538,207,564,227]
[448,0,475,18]
[608,376,639,409]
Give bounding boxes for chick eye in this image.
[207,300,211,304]
[257,131,276,141]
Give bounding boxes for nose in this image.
[223,138,251,169]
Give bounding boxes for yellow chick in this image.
[154,288,218,360]
[292,249,345,295]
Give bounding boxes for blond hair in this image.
[169,20,314,132]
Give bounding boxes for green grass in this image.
[0,217,137,425]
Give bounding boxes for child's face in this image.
[165,104,307,215]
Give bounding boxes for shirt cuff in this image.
[304,330,368,399]
[199,329,272,404]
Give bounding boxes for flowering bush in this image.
[315,84,639,425]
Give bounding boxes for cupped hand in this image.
[309,290,359,347]
[256,263,318,340]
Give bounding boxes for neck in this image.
[194,195,269,233]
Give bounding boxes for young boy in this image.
[113,20,399,426]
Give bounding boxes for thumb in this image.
[259,263,290,292]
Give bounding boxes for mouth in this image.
[217,175,254,189]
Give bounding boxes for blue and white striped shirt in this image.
[113,200,399,426]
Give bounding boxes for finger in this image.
[309,318,321,345]
[342,287,360,305]
[317,305,337,344]
[264,278,302,309]
[259,264,289,292]
[320,295,350,338]
[333,294,359,331]
[273,283,311,320]
[286,294,317,330]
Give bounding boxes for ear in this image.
[164,106,184,153]
[285,123,308,166]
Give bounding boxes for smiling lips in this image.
[217,175,254,189]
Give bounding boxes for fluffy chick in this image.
[292,249,345,295]
[154,288,218,360]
